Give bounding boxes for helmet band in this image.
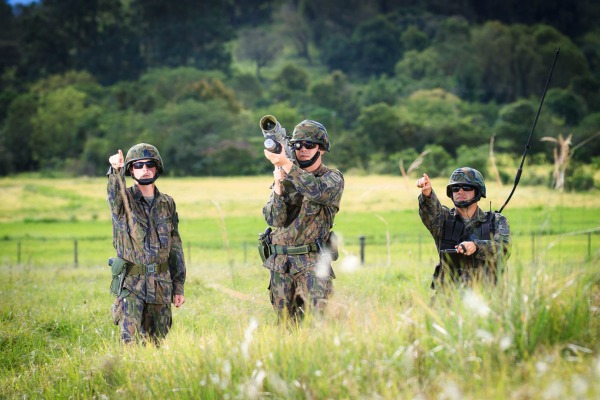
[132,173,159,186]
[297,152,321,169]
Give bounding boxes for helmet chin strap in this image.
[453,191,481,209]
[453,198,478,208]
[298,152,321,169]
[133,173,159,186]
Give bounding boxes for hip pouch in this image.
[109,257,129,297]
[327,231,339,261]
[258,226,273,262]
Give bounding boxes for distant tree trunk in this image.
[541,133,572,191]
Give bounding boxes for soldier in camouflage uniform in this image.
[107,143,186,344]
[262,120,344,321]
[416,167,511,289]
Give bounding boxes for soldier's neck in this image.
[136,183,155,197]
[456,204,478,219]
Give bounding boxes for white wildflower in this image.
[340,254,360,273]
[463,290,491,317]
[476,329,494,344]
[499,336,512,351]
[437,379,462,400]
[542,381,564,400]
[241,318,259,360]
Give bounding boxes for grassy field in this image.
[1,174,599,399]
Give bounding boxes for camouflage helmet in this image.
[446,167,486,199]
[290,120,330,151]
[124,143,164,176]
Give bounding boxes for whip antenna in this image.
[498,48,560,213]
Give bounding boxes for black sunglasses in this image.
[132,160,157,169]
[293,141,318,150]
[451,185,475,192]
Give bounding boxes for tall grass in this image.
[1,175,599,398]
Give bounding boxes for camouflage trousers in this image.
[269,268,333,321]
[111,292,172,345]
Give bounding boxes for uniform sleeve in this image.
[169,209,186,296]
[418,190,448,241]
[262,190,289,227]
[106,167,126,217]
[473,213,512,263]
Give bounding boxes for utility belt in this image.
[268,242,319,256]
[108,257,169,297]
[127,261,169,275]
[258,226,339,262]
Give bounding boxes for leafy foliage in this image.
[0,0,600,184]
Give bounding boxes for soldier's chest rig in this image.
[438,211,495,273]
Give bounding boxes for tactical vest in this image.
[434,211,496,286]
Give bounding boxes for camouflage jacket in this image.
[263,163,344,273]
[107,168,186,303]
[418,190,511,269]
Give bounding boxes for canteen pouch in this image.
[258,226,273,262]
[109,257,129,297]
[327,231,339,261]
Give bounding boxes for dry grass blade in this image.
[400,149,431,190]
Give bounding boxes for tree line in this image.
[1,0,599,189]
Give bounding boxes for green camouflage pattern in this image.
[419,190,511,285]
[263,163,344,316]
[269,266,333,321]
[290,120,331,151]
[107,169,185,342]
[111,293,172,345]
[446,167,486,198]
[124,143,164,176]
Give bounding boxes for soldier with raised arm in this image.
[107,143,186,344]
[417,167,511,289]
[262,120,344,321]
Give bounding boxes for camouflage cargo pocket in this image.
[111,297,124,325]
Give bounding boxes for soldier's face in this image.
[294,143,321,162]
[131,158,157,179]
[452,185,476,203]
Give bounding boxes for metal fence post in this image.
[359,235,365,265]
[74,239,78,268]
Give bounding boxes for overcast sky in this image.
[7,0,39,5]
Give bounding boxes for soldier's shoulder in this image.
[322,165,344,180]
[157,191,176,206]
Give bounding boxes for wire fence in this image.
[1,228,598,270]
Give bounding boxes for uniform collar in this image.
[131,184,160,201]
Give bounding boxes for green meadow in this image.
[1,174,599,399]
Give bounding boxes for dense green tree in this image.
[356,103,407,154]
[394,48,449,89]
[17,0,144,84]
[319,33,355,74]
[276,2,312,64]
[131,0,234,72]
[545,88,587,127]
[309,71,358,125]
[31,87,100,168]
[2,92,37,173]
[300,0,379,46]
[494,100,536,153]
[269,64,310,105]
[359,75,403,107]
[236,27,283,82]
[418,144,454,177]
[401,25,429,52]
[350,15,404,77]
[0,0,19,76]
[454,144,489,177]
[573,112,600,163]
